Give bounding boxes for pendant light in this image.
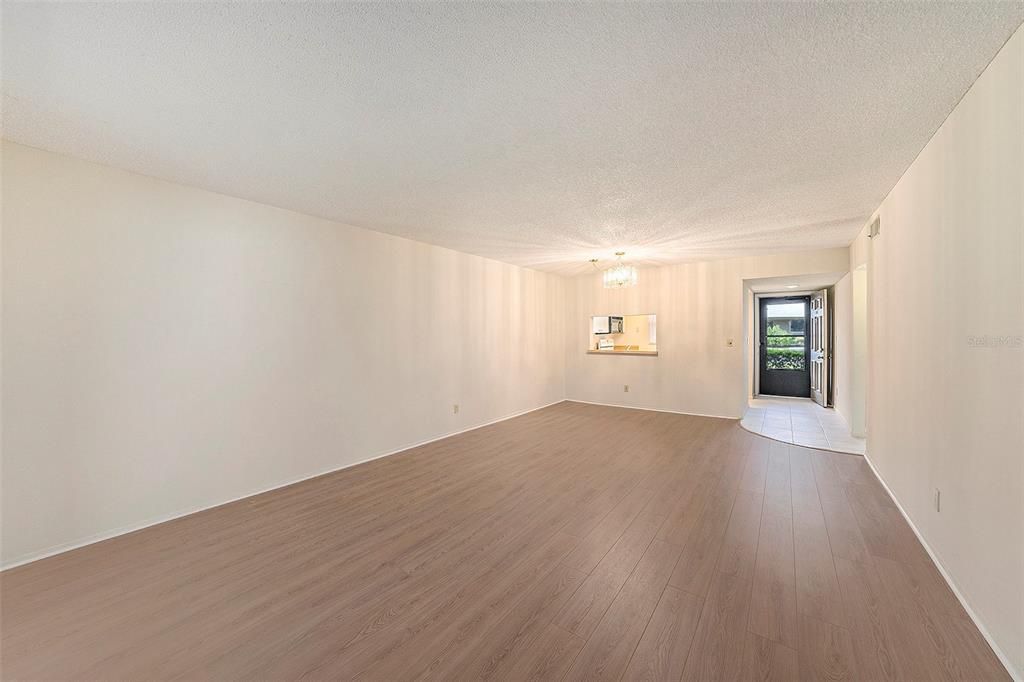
[599,252,638,289]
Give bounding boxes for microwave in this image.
[592,316,624,335]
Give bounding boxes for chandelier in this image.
[596,252,638,289]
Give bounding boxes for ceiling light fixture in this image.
[599,252,638,289]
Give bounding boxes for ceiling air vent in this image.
[868,217,881,238]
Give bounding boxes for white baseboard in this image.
[862,453,1021,682]
[0,398,566,572]
[564,398,736,421]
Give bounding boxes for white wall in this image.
[865,25,1023,677]
[0,142,566,566]
[565,248,850,419]
[833,268,868,438]
[849,266,868,437]
[832,273,853,421]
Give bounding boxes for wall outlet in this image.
[934,488,941,512]
[624,385,630,393]
[453,404,459,415]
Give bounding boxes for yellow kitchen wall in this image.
[586,314,656,351]
[618,314,656,351]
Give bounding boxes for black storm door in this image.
[759,297,811,398]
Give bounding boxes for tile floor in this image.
[740,396,866,454]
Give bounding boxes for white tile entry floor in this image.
[740,396,866,455]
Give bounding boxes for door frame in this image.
[757,292,811,399]
[749,288,835,401]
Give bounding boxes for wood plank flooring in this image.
[0,401,1010,680]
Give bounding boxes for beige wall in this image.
[565,248,850,418]
[865,25,1023,676]
[0,142,566,566]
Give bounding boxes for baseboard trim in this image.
[0,398,566,572]
[862,453,1021,682]
[564,398,736,421]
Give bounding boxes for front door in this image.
[809,289,829,406]
[759,296,811,398]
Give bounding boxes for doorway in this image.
[809,288,830,407]
[758,296,810,397]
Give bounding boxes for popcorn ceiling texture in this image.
[3,2,1022,275]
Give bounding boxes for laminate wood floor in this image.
[0,402,1009,680]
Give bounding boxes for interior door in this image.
[809,289,829,406]
[759,297,811,398]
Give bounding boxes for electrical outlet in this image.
[934,488,941,512]
[453,404,459,415]
[624,385,629,393]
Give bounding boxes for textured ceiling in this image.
[3,3,1022,275]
